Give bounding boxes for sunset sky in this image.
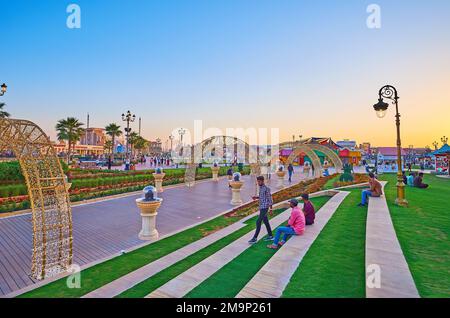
[1,0,449,147]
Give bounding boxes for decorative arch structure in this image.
[0,118,72,280]
[307,144,343,171]
[183,136,265,186]
[282,142,343,177]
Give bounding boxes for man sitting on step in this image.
[414,172,429,189]
[358,173,382,207]
[267,198,305,249]
[301,193,316,225]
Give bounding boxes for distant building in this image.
[360,142,371,154]
[337,139,357,149]
[80,128,106,147]
[376,147,406,172]
[148,139,163,155]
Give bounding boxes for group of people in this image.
[248,176,315,249]
[403,171,429,189]
[357,170,430,207]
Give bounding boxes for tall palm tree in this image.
[105,123,122,159]
[0,102,10,118]
[128,132,139,158]
[55,117,85,164]
[134,136,149,156]
[104,140,113,155]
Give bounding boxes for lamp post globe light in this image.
[121,110,136,160]
[433,141,439,150]
[178,128,186,156]
[442,136,448,145]
[0,83,7,96]
[373,85,408,206]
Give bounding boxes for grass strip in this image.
[379,173,450,297]
[19,212,249,298]
[282,189,367,298]
[185,196,331,298]
[115,208,288,298]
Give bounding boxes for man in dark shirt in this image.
[301,193,315,225]
[249,176,274,244]
[414,172,429,189]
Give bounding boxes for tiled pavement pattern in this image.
[236,191,349,298]
[365,182,419,298]
[146,207,296,298]
[0,168,307,296]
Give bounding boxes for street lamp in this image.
[178,128,186,156]
[432,141,439,150]
[121,110,136,159]
[0,83,7,96]
[442,136,448,145]
[373,85,408,206]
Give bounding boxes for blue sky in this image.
[1,0,449,146]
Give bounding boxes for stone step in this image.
[365,182,419,298]
[236,191,350,298]
[146,207,297,298]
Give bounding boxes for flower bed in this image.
[0,166,251,214]
[224,174,338,218]
[332,173,369,188]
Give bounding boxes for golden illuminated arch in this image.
[282,142,343,177]
[308,144,343,172]
[0,118,72,280]
[183,136,264,186]
[284,144,322,178]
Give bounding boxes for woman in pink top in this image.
[267,198,305,249]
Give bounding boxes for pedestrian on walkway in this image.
[249,176,274,244]
[287,163,294,183]
[267,198,305,249]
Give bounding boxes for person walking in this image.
[249,176,274,244]
[287,163,294,183]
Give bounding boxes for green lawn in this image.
[19,211,248,298]
[117,197,329,298]
[379,174,450,297]
[115,211,282,298]
[185,196,331,298]
[282,189,368,298]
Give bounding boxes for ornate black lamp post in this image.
[0,83,7,96]
[442,136,448,145]
[121,110,136,159]
[432,141,439,150]
[373,85,408,206]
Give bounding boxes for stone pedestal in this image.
[135,198,163,241]
[229,181,244,205]
[211,166,220,181]
[276,171,286,188]
[152,173,165,193]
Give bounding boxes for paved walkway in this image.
[146,207,295,298]
[365,182,419,298]
[236,191,349,298]
[0,168,307,296]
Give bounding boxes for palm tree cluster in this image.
[55,117,85,164]
[105,123,122,159]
